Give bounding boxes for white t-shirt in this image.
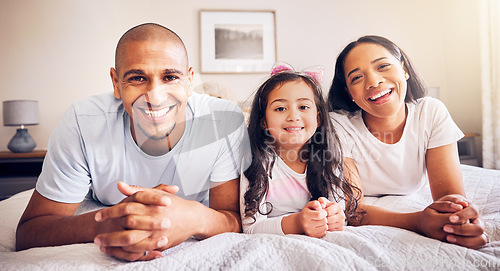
[240,156,345,235]
[240,156,310,235]
[37,92,250,206]
[330,97,464,196]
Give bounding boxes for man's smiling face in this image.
[111,39,193,141]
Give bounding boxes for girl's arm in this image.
[240,174,328,236]
[281,201,328,238]
[240,175,284,235]
[241,195,328,236]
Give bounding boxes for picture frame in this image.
[199,10,277,74]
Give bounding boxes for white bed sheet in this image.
[0,165,499,270]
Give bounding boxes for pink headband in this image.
[270,61,324,84]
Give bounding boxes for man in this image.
[16,23,250,261]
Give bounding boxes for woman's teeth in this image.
[369,89,392,101]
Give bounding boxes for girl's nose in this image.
[286,109,300,122]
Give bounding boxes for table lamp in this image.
[3,100,39,153]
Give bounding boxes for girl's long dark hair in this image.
[243,72,360,223]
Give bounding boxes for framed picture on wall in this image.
[199,10,277,74]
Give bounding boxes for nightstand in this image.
[0,150,46,200]
[458,133,480,166]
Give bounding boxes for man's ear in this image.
[110,67,121,99]
[186,67,195,97]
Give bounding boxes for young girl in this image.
[240,64,360,237]
[328,35,486,249]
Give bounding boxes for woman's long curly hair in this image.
[243,71,361,223]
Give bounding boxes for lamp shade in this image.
[3,100,39,126]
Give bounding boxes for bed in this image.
[1,164,499,270]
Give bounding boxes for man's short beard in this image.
[138,122,177,140]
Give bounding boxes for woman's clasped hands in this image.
[418,194,486,249]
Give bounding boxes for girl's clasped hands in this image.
[298,197,345,238]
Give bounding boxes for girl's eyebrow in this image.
[346,57,388,78]
[269,97,313,105]
[269,98,287,105]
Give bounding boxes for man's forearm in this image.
[16,211,99,251]
[193,204,242,240]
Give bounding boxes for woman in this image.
[328,35,486,249]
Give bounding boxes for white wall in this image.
[0,0,482,162]
[439,2,482,164]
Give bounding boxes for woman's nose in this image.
[365,71,384,89]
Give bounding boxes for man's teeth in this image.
[369,89,392,101]
[144,106,172,117]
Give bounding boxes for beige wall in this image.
[0,0,482,162]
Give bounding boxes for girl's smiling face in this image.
[264,79,318,151]
[343,43,409,121]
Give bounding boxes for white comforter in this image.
[1,165,499,270]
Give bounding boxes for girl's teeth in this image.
[285,127,302,131]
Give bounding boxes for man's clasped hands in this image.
[93,182,195,261]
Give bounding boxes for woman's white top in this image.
[330,97,463,196]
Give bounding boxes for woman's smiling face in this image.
[343,42,409,121]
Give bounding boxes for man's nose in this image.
[145,81,168,106]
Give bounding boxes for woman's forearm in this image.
[354,204,423,234]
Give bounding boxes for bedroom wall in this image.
[0,0,483,163]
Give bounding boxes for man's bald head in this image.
[115,23,188,72]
